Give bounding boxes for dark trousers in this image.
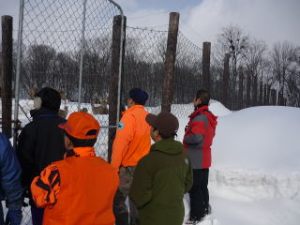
[113,167,138,225]
[31,204,44,225]
[189,168,209,220]
[0,204,4,225]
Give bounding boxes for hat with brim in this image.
[59,112,100,140]
[146,112,179,138]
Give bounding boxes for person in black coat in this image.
[16,87,66,225]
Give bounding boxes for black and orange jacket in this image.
[31,147,119,225]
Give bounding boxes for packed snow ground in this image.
[5,100,300,225]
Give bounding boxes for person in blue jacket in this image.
[0,133,23,225]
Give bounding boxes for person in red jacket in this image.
[30,112,119,225]
[183,90,217,224]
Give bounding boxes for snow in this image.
[171,102,300,225]
[3,99,300,225]
[212,106,300,172]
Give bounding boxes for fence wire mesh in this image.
[15,1,123,224]
[122,27,203,119]
[122,26,168,112]
[16,0,122,159]
[173,31,202,119]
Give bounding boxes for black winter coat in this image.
[16,108,66,193]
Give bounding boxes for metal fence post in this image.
[108,15,126,162]
[1,16,13,138]
[78,0,87,110]
[161,12,179,112]
[14,0,25,147]
[202,42,211,92]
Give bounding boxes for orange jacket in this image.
[31,147,119,225]
[111,105,151,169]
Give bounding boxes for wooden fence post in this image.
[222,53,230,108]
[246,71,251,107]
[252,75,258,106]
[202,42,211,92]
[108,15,126,162]
[270,89,276,105]
[238,67,244,109]
[263,84,267,105]
[161,12,179,112]
[1,16,13,138]
[259,80,263,105]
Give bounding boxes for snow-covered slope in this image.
[212,106,300,172]
[172,102,300,225]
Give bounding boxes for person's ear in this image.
[194,98,202,105]
[152,129,161,142]
[153,129,159,137]
[33,97,42,109]
[64,135,73,150]
[127,98,134,107]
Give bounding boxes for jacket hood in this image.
[151,138,183,155]
[190,105,218,130]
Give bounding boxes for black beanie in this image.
[36,87,61,112]
[129,88,149,105]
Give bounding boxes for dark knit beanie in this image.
[129,88,148,105]
[36,87,61,112]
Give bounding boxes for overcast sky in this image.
[1,0,299,47]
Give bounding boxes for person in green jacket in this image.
[129,112,193,225]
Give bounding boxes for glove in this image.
[5,208,22,225]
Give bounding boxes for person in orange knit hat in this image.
[30,112,119,225]
[111,88,151,225]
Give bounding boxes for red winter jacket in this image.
[183,106,217,169]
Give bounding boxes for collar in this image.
[189,105,209,119]
[30,108,58,119]
[125,104,145,113]
[151,138,183,155]
[68,147,96,158]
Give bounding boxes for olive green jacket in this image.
[129,138,193,225]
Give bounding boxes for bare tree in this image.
[214,25,249,109]
[271,41,296,105]
[286,46,300,106]
[22,44,56,96]
[244,39,267,106]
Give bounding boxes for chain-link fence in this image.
[14,0,123,224]
[173,31,202,116]
[122,26,203,116]
[122,26,168,111]
[15,0,123,158]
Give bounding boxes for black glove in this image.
[5,208,22,225]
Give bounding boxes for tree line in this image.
[1,25,299,109]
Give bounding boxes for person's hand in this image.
[5,208,22,225]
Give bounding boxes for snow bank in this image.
[210,169,300,200]
[212,106,300,172]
